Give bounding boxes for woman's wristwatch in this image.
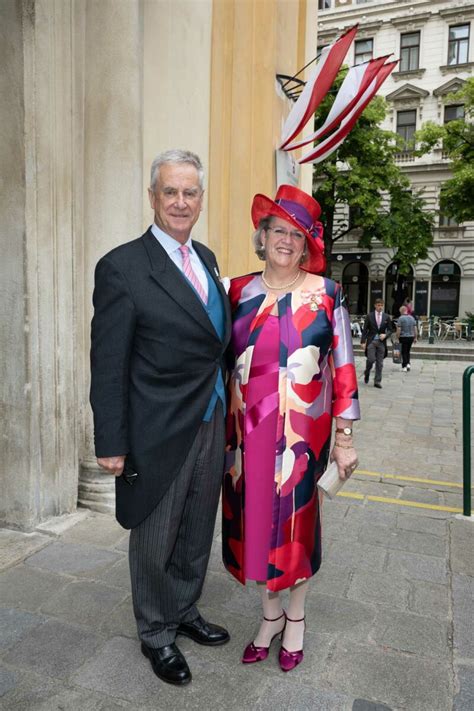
[334,426,354,448]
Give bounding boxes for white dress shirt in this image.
[151,223,209,299]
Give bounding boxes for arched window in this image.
[342,262,369,315]
[430,260,461,318]
[385,262,414,317]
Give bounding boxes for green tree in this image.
[415,77,474,223]
[311,69,434,276]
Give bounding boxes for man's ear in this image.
[148,188,155,209]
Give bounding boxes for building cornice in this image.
[439,6,474,21]
[392,68,427,82]
[390,13,432,29]
[433,77,466,97]
[439,62,474,76]
[386,83,430,102]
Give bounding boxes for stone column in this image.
[78,0,143,513]
[0,0,78,529]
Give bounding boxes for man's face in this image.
[375,302,384,313]
[148,163,203,244]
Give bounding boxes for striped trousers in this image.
[128,403,225,648]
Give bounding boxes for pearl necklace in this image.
[261,270,302,290]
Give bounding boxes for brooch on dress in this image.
[301,288,325,312]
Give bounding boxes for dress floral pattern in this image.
[223,272,360,592]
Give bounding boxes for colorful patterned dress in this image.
[223,272,360,592]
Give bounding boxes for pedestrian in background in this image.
[403,297,414,316]
[397,305,417,372]
[361,298,392,389]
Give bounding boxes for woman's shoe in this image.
[241,612,286,664]
[278,615,305,672]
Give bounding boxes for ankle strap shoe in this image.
[241,611,286,664]
[279,615,305,672]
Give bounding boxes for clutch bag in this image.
[317,460,346,500]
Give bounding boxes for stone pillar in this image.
[78,0,143,513]
[0,0,78,529]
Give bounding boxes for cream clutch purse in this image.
[317,460,345,499]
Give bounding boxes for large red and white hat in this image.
[251,185,326,274]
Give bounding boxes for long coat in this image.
[90,228,231,529]
[223,272,360,591]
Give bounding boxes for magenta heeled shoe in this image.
[241,612,286,664]
[278,615,305,672]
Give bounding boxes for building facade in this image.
[0,0,317,530]
[317,0,474,318]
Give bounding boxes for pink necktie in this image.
[179,245,208,304]
[376,312,382,328]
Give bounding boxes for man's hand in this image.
[379,333,386,341]
[97,455,126,477]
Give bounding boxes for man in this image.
[90,149,231,686]
[361,298,392,389]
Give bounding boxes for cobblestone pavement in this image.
[0,358,473,710]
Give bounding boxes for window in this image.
[396,110,416,149]
[448,24,470,65]
[430,260,461,318]
[318,0,331,9]
[439,212,458,227]
[439,195,459,226]
[349,206,361,230]
[400,32,420,71]
[444,104,465,123]
[354,38,373,64]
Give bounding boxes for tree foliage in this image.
[415,78,474,223]
[311,68,434,275]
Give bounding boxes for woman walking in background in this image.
[397,305,417,371]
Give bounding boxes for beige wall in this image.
[0,0,317,528]
[208,0,316,277]
[142,0,213,239]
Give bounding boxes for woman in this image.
[222,185,360,672]
[403,297,414,316]
[397,305,417,371]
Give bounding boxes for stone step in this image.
[353,345,474,362]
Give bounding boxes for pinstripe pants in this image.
[128,403,225,648]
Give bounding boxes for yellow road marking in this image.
[354,468,466,490]
[336,490,463,513]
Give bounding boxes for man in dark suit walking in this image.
[90,149,231,686]
[361,298,392,389]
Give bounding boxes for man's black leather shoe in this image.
[141,642,191,685]
[177,615,230,646]
[374,383,382,389]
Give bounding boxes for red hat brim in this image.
[251,193,326,275]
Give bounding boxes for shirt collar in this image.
[150,222,194,255]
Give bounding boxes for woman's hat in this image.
[251,184,326,274]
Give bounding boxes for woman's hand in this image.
[330,444,359,481]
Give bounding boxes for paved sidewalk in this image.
[0,358,473,710]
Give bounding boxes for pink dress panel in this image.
[244,315,280,581]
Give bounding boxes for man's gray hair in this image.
[150,149,204,191]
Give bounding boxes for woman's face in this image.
[262,217,306,272]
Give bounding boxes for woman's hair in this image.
[252,216,308,263]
